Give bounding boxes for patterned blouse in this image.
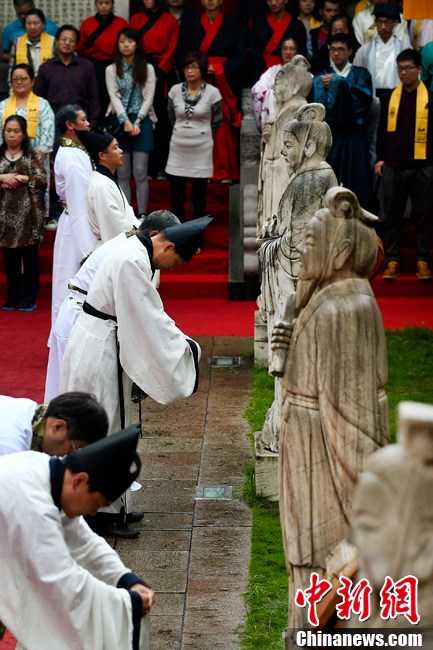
[117,62,146,121]
[0,152,47,248]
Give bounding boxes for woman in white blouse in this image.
[105,27,156,216]
[165,51,222,222]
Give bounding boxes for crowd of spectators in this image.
[0,0,432,278]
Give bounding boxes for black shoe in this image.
[126,511,145,524]
[85,512,140,539]
[96,521,140,539]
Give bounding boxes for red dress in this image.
[192,11,244,181]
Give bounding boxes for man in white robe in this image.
[61,216,211,536]
[353,0,410,46]
[76,130,140,246]
[50,104,97,327]
[0,392,108,457]
[0,426,154,650]
[44,211,180,403]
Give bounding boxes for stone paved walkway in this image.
[111,336,254,649]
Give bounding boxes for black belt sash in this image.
[82,301,126,428]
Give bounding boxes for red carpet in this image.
[0,294,432,650]
[0,631,16,650]
[1,296,433,405]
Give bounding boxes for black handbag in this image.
[103,91,134,138]
[102,113,123,138]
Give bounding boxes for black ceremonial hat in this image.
[64,424,141,501]
[76,130,115,165]
[165,215,213,262]
[374,2,400,22]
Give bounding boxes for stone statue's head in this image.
[296,187,378,306]
[273,54,312,103]
[282,103,332,173]
[350,401,433,592]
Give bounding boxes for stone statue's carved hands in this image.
[260,214,278,240]
[262,121,273,143]
[269,320,296,377]
[271,320,295,351]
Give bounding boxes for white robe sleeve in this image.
[114,255,200,404]
[64,153,97,260]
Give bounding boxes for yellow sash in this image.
[16,31,52,66]
[2,92,39,139]
[387,81,429,160]
[412,19,423,50]
[354,0,368,15]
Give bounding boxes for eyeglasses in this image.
[397,65,419,73]
[329,46,349,53]
[58,37,77,44]
[375,18,394,25]
[11,76,30,82]
[184,64,200,70]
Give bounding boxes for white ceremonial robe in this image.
[87,171,140,246]
[61,235,200,433]
[0,452,150,650]
[45,233,125,402]
[51,145,97,327]
[44,234,161,402]
[353,7,410,46]
[0,396,37,456]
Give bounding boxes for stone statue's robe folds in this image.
[0,452,149,650]
[259,163,337,321]
[280,278,389,569]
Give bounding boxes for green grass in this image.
[241,328,433,649]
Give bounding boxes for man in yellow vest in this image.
[2,0,57,63]
[7,8,54,82]
[375,48,433,281]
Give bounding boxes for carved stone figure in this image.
[271,187,389,645]
[257,104,337,452]
[257,56,312,238]
[351,401,433,634]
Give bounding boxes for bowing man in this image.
[0,391,108,457]
[61,216,212,537]
[0,425,154,650]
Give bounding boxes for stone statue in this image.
[257,56,312,239]
[257,104,337,453]
[271,187,389,646]
[351,401,433,634]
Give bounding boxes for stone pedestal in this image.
[254,432,279,501]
